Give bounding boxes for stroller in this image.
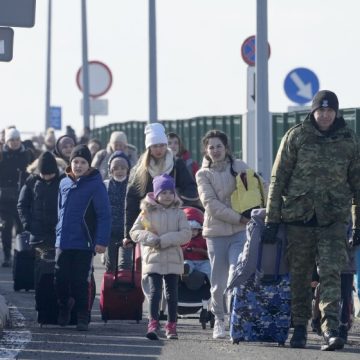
[177,206,214,329]
[177,269,214,329]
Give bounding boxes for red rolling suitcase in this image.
[100,243,144,322]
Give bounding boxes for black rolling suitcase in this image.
[13,232,35,291]
[35,258,96,326]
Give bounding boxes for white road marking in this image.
[0,306,31,359]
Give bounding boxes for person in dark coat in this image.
[55,145,111,331]
[122,123,199,309]
[123,122,199,247]
[17,151,61,259]
[0,128,32,267]
[103,151,132,272]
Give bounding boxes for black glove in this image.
[261,223,280,244]
[350,229,360,248]
[241,208,252,219]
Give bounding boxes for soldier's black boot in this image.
[57,297,75,327]
[290,325,307,348]
[338,325,348,344]
[76,310,89,331]
[321,329,344,351]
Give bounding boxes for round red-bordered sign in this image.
[76,60,113,98]
[241,35,271,67]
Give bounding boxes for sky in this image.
[1,0,360,139]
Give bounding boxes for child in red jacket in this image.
[181,207,211,281]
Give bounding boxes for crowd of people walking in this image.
[0,90,359,350]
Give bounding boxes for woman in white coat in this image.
[196,129,251,339]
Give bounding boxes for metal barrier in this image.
[91,108,360,163]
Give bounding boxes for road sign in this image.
[0,0,36,28]
[284,67,319,105]
[0,27,13,61]
[241,35,270,67]
[80,99,108,116]
[247,66,256,111]
[49,106,61,130]
[76,61,112,98]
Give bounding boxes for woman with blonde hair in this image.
[123,123,198,247]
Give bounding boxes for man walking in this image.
[262,90,360,351]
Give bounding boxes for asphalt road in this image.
[0,250,359,360]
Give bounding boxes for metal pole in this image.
[81,0,90,129]
[45,0,52,131]
[149,0,158,123]
[255,0,271,180]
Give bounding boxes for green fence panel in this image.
[91,108,360,165]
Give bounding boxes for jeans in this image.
[356,247,360,301]
[148,273,178,322]
[105,235,132,272]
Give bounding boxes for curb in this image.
[0,295,10,332]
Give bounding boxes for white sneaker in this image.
[213,319,226,339]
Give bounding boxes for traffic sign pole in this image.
[45,0,52,131]
[255,0,271,181]
[242,67,257,169]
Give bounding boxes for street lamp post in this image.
[45,0,52,131]
[81,0,90,129]
[149,0,158,123]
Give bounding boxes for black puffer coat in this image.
[17,174,61,242]
[0,144,31,208]
[125,157,199,239]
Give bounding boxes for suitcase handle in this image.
[113,241,137,286]
[256,240,282,283]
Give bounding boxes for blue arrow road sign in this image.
[49,106,62,130]
[284,68,319,105]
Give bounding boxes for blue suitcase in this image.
[230,240,291,345]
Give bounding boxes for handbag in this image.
[230,169,265,214]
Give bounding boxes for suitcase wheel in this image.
[231,338,239,345]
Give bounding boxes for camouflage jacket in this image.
[265,115,360,227]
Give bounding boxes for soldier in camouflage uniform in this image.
[262,90,360,351]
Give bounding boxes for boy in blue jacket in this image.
[55,145,111,331]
